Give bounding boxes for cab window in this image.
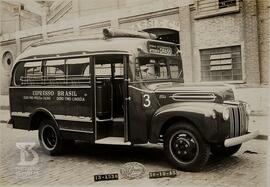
[136,57,183,82]
[137,57,169,80]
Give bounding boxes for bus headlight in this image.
[222,108,230,121]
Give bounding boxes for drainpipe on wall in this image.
[15,5,21,54]
[178,4,194,83]
[41,3,49,41]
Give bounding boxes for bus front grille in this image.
[229,105,248,138]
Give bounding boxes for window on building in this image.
[219,0,236,9]
[200,46,242,81]
[195,0,239,19]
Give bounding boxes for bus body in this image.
[9,29,259,171]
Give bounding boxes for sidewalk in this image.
[0,109,10,124]
[0,95,9,110]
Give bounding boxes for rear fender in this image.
[29,108,58,130]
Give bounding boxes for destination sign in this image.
[148,43,173,55]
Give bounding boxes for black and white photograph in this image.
[0,0,269,186]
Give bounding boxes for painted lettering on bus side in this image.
[24,90,85,102]
[57,91,77,97]
[64,91,77,97]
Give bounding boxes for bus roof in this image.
[16,37,172,61]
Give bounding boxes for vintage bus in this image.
[9,28,259,171]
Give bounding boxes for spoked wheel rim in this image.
[169,130,199,165]
[41,125,57,151]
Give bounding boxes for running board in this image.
[96,117,124,123]
[95,137,131,145]
[113,117,124,122]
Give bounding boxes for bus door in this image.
[94,54,130,145]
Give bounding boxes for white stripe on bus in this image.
[11,112,92,123]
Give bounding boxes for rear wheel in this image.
[211,144,241,157]
[38,119,64,155]
[164,122,210,171]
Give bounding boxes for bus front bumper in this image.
[224,130,259,147]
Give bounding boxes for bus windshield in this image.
[137,57,183,81]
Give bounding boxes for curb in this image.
[255,135,268,140]
[0,106,9,110]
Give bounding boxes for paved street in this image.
[0,123,268,187]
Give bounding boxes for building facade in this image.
[0,0,269,112]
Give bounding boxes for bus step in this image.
[95,137,131,145]
[113,117,124,122]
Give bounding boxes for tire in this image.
[164,122,210,172]
[211,144,241,157]
[38,119,64,155]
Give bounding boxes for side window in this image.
[114,63,124,76]
[66,57,90,85]
[22,61,43,85]
[169,58,183,80]
[14,57,91,86]
[45,59,65,85]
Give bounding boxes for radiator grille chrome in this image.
[228,104,248,138]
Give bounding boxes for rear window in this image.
[17,61,43,86]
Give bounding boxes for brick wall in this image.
[242,0,260,85]
[257,0,269,84]
[190,9,243,83]
[188,0,265,85]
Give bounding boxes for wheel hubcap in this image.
[42,126,57,150]
[171,133,198,163]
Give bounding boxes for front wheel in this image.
[211,144,241,157]
[38,119,64,155]
[164,123,210,171]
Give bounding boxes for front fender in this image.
[149,102,220,143]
